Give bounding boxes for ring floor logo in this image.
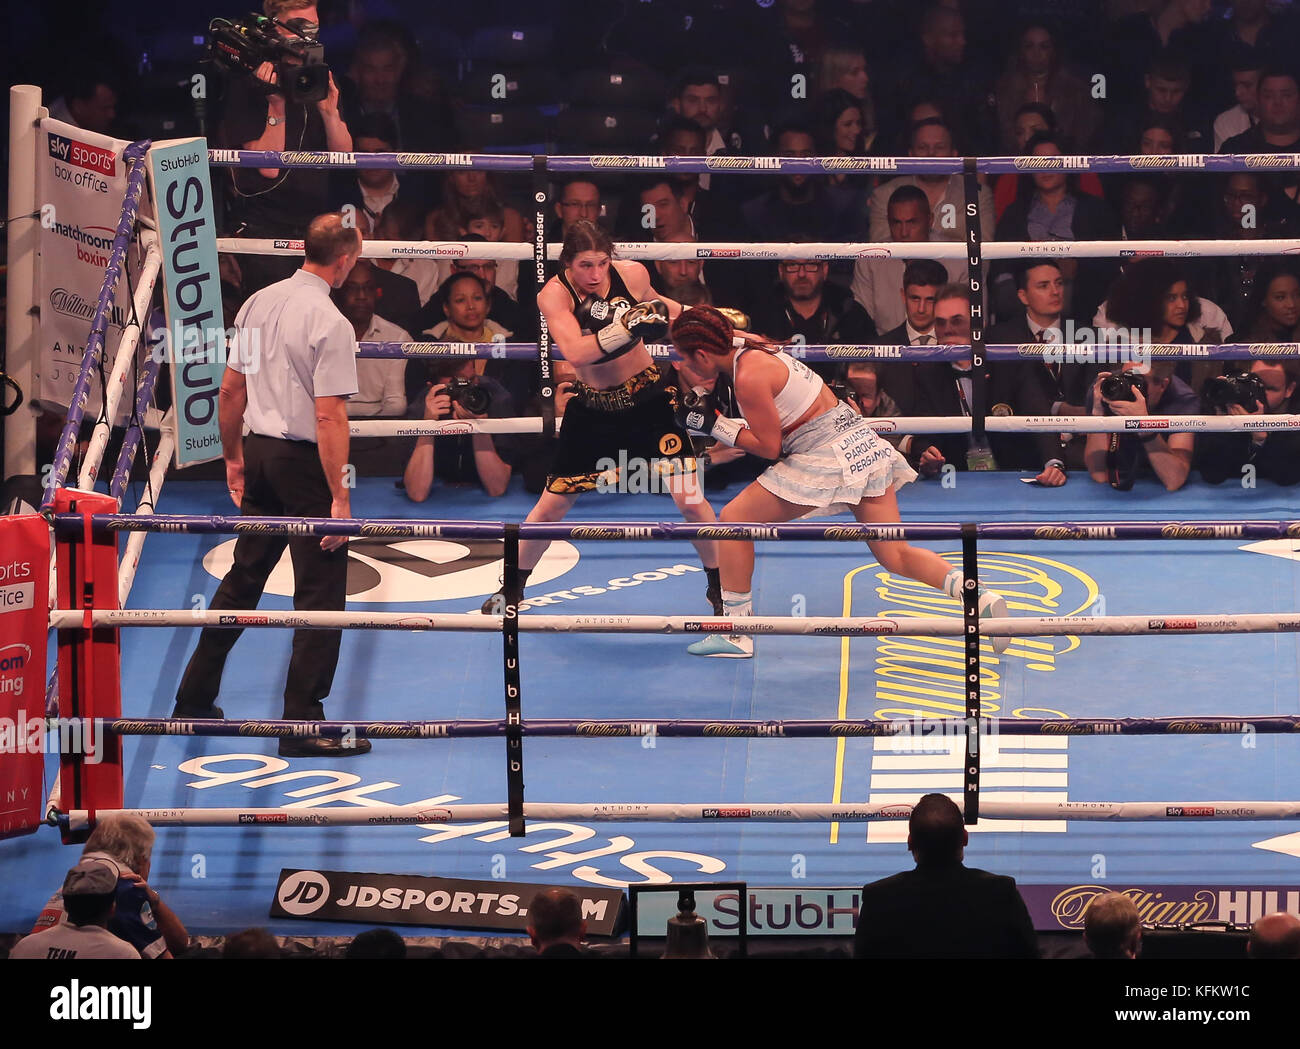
[276,870,332,915]
[202,538,579,603]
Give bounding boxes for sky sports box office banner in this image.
[36,119,138,418]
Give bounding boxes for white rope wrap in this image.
[46,609,1300,637]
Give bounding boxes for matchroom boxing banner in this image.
[35,119,135,412]
[0,516,48,839]
[146,139,224,467]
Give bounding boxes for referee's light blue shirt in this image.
[228,269,359,442]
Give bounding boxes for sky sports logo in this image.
[702,807,751,818]
[47,133,116,176]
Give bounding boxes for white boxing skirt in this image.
[757,401,917,516]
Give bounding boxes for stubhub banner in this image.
[271,869,626,935]
[147,139,224,466]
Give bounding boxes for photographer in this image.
[402,358,517,501]
[1083,361,1198,492]
[217,1,352,291]
[1197,361,1300,487]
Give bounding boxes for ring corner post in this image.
[502,522,526,836]
[961,521,980,826]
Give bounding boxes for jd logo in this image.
[276,870,331,915]
[202,538,579,603]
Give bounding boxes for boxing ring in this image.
[4,131,1300,939]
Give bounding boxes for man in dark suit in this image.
[748,257,878,381]
[854,794,1039,959]
[528,888,587,959]
[904,284,993,479]
[876,259,951,417]
[985,260,1092,483]
[337,23,454,153]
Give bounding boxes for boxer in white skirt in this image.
[670,305,1009,658]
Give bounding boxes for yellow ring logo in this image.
[659,434,683,456]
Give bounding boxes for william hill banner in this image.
[271,869,626,935]
[146,139,224,466]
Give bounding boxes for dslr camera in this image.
[206,13,330,104]
[1203,372,1267,413]
[1099,371,1148,406]
[444,377,492,416]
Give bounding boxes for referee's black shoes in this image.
[278,736,373,758]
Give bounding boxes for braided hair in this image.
[670,305,784,358]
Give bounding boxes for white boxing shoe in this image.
[687,633,754,658]
[978,589,1010,655]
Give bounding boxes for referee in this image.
[172,213,370,758]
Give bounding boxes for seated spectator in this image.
[372,200,440,308]
[345,928,407,959]
[994,105,1105,223]
[813,89,875,231]
[853,793,1038,959]
[986,260,1090,481]
[460,198,520,300]
[1106,50,1211,154]
[652,115,745,240]
[527,888,587,958]
[1213,55,1262,151]
[1195,173,1299,332]
[816,45,877,151]
[867,118,995,246]
[994,22,1101,153]
[357,224,421,337]
[991,131,1120,328]
[854,185,966,334]
[880,5,998,154]
[1097,259,1227,392]
[650,247,711,308]
[333,259,408,418]
[336,113,402,235]
[631,174,695,243]
[408,271,520,408]
[1198,361,1300,487]
[222,928,282,959]
[749,257,878,380]
[904,283,995,478]
[1222,68,1300,208]
[338,20,454,152]
[666,66,746,170]
[1245,264,1300,341]
[871,258,953,416]
[426,170,529,244]
[553,177,604,240]
[1104,0,1214,108]
[11,862,140,959]
[740,121,842,244]
[48,66,119,135]
[1084,893,1142,959]
[1248,911,1300,959]
[1116,176,1171,240]
[402,356,517,500]
[413,239,524,351]
[29,812,188,958]
[1084,361,1198,492]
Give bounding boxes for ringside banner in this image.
[147,138,224,466]
[271,868,626,934]
[0,516,49,839]
[36,119,134,411]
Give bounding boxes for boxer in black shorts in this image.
[483,220,724,619]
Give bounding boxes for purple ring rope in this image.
[42,139,152,510]
[50,514,1300,541]
[90,715,1300,739]
[107,348,163,503]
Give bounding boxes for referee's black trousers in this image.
[174,435,348,720]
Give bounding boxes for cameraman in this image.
[402,358,517,501]
[1198,361,1300,486]
[219,1,352,292]
[1084,361,1198,491]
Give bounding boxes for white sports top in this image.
[734,346,823,429]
